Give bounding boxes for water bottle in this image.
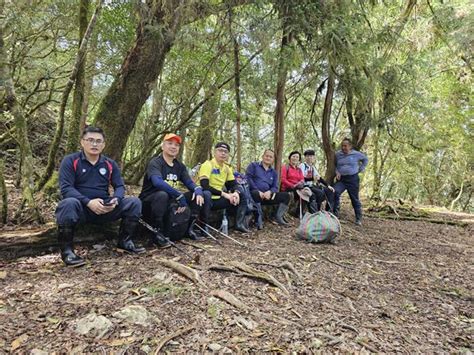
[220,211,229,235]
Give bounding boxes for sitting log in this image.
[0,222,119,261]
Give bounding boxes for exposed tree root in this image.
[366,213,468,227]
[156,258,207,288]
[208,262,289,296]
[210,289,249,310]
[230,261,290,296]
[250,260,303,283]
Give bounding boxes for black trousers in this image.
[250,190,290,205]
[141,190,212,228]
[309,185,335,212]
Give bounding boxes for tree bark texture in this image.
[0,9,41,222]
[273,5,293,177]
[66,0,90,154]
[321,63,336,183]
[229,9,242,171]
[0,158,7,224]
[37,0,103,191]
[94,0,251,162]
[191,87,219,167]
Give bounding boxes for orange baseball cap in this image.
[163,133,182,144]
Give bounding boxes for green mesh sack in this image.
[296,211,341,243]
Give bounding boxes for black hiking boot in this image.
[117,218,146,254]
[58,225,86,267]
[235,204,250,233]
[187,219,206,241]
[275,203,290,226]
[149,227,172,249]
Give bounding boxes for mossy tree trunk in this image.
[229,9,242,171]
[273,3,293,177]
[322,62,336,183]
[190,86,219,167]
[93,1,251,162]
[37,0,103,192]
[0,158,7,224]
[65,0,90,154]
[0,3,42,222]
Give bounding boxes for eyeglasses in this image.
[216,148,229,154]
[83,138,104,145]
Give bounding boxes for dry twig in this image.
[154,324,196,354]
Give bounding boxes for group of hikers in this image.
[56,126,368,266]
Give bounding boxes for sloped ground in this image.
[0,209,472,353]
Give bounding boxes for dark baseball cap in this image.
[215,142,230,151]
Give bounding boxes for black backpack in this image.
[163,202,191,241]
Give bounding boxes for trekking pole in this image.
[138,218,193,260]
[299,196,303,220]
[322,188,335,215]
[201,222,246,247]
[193,223,223,245]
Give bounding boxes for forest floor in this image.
[0,201,473,353]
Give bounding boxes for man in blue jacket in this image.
[56,126,144,267]
[246,149,290,227]
[334,138,369,225]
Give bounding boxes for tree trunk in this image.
[371,124,381,202]
[93,1,251,162]
[322,63,336,183]
[81,29,98,131]
[93,2,181,161]
[66,0,90,154]
[191,87,219,167]
[37,0,103,191]
[273,5,293,177]
[229,10,242,172]
[0,3,42,222]
[0,158,7,224]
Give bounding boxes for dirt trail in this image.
[0,210,472,353]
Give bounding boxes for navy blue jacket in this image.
[245,161,279,193]
[59,151,125,206]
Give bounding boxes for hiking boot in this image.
[150,229,172,248]
[58,225,86,267]
[187,219,206,241]
[355,219,362,226]
[117,218,146,254]
[235,204,250,233]
[275,203,290,225]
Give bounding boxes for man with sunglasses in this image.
[55,126,144,267]
[198,142,249,233]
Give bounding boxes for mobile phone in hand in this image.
[102,201,114,206]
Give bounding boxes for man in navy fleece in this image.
[334,138,369,225]
[139,133,212,243]
[56,126,144,267]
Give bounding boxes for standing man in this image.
[56,126,144,267]
[300,149,335,212]
[334,138,369,225]
[139,133,212,243]
[198,142,249,233]
[246,149,290,226]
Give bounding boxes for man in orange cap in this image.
[139,133,211,243]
